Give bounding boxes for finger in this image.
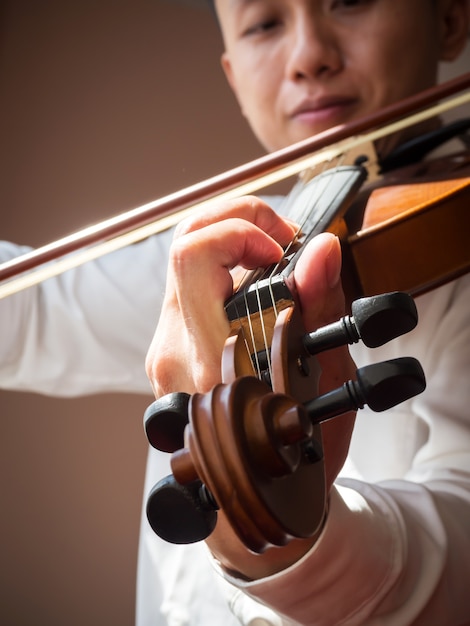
[148,218,290,396]
[172,217,288,307]
[288,233,356,490]
[175,196,297,247]
[288,232,344,331]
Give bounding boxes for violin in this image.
[142,158,436,551]
[141,90,470,552]
[143,170,426,551]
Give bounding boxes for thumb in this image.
[290,232,344,331]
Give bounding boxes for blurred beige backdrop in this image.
[1,1,469,625]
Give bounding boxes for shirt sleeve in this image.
[0,231,173,396]
[220,275,470,626]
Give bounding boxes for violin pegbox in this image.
[144,375,326,553]
[144,292,425,552]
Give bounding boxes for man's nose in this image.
[284,15,343,81]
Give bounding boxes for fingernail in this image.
[325,236,342,289]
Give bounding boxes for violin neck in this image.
[225,164,367,322]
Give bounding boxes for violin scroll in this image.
[146,376,326,552]
[144,292,425,552]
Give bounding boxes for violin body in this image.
[340,152,470,306]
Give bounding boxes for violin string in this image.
[245,152,351,382]
[255,280,273,382]
[225,175,316,380]
[265,152,349,317]
[223,278,261,380]
[244,288,262,378]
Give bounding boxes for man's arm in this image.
[0,232,173,396]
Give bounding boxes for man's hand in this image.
[146,196,356,579]
[146,196,297,397]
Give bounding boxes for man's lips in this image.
[289,96,358,124]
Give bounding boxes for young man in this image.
[1,1,470,624]
[144,0,470,624]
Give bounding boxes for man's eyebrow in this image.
[229,0,260,7]
[225,0,266,18]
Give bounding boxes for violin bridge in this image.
[300,138,379,185]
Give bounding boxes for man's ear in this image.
[439,0,469,61]
[220,52,247,117]
[220,52,235,90]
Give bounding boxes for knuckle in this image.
[168,236,193,269]
[146,352,180,397]
[174,218,193,238]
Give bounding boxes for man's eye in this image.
[243,19,280,37]
[332,0,370,8]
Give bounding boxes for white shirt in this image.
[1,220,470,625]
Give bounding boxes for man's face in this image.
[216,0,462,152]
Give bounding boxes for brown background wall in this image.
[1,1,469,625]
[0,2,261,625]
